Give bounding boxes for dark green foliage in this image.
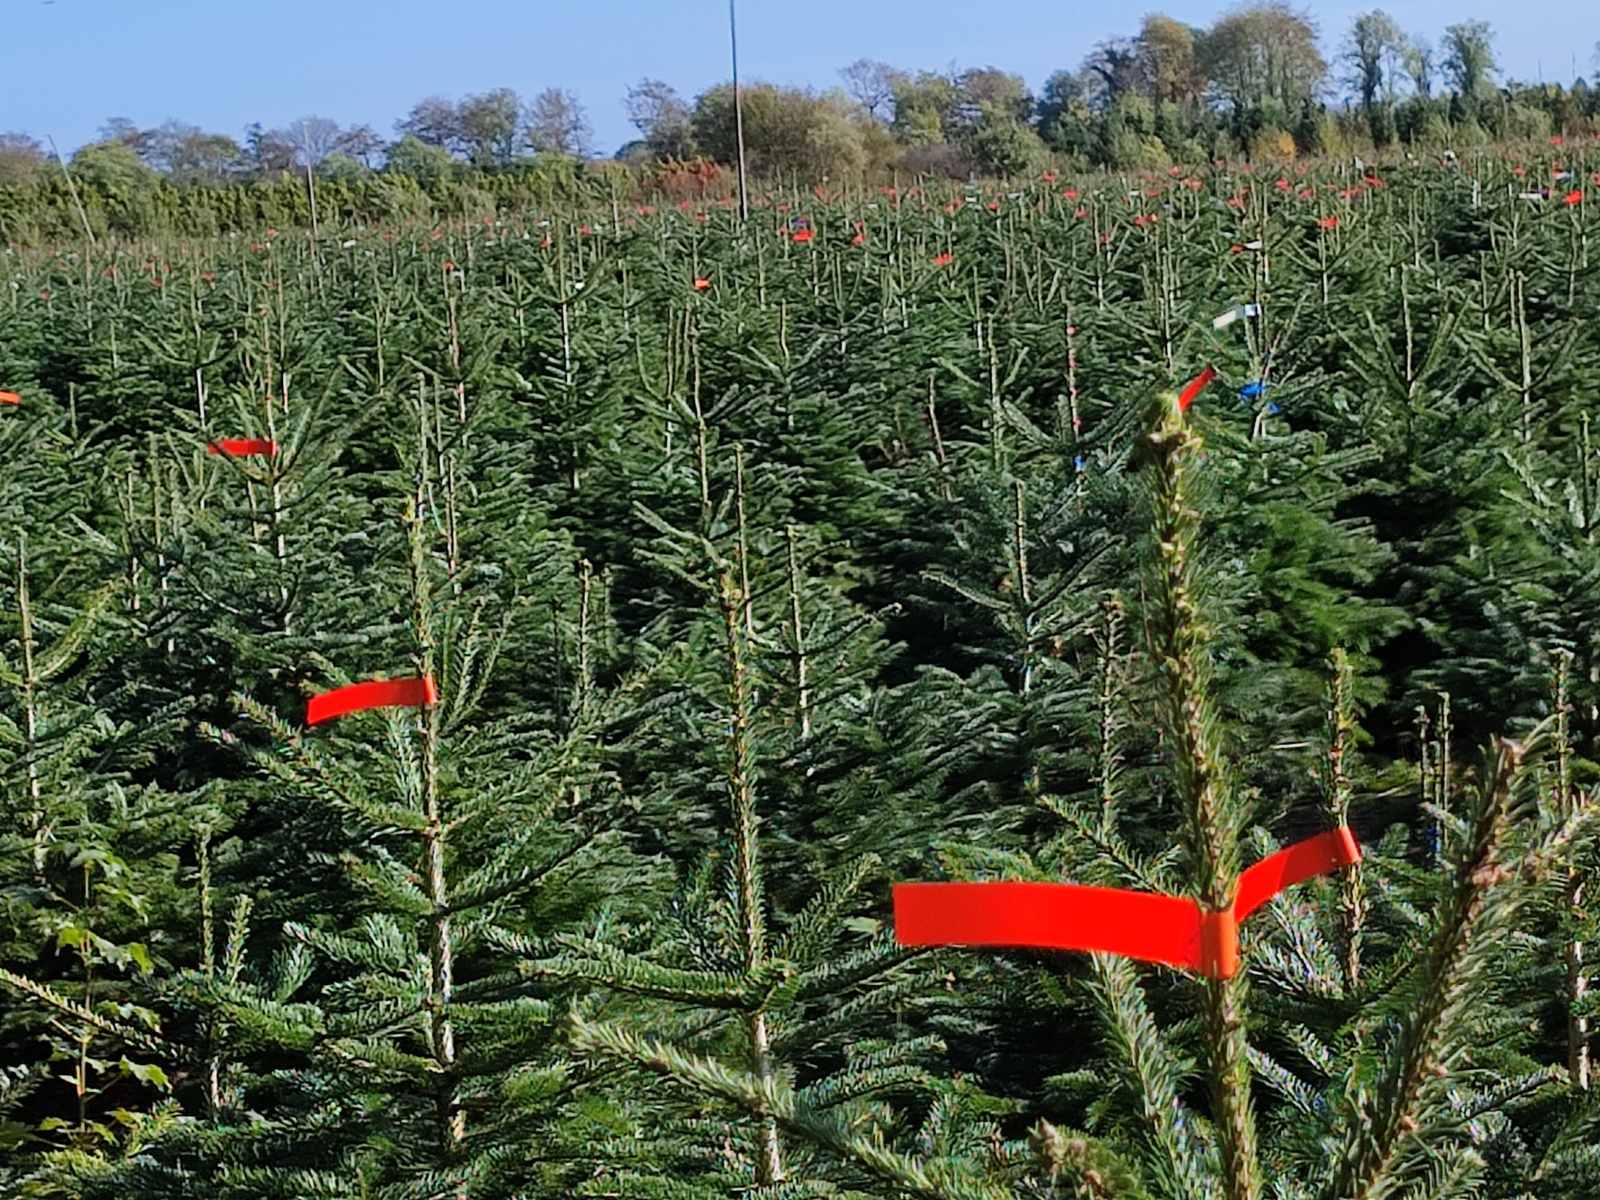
[1,155,1599,1198]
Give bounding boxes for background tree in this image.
[141,121,245,184]
[280,115,343,167]
[693,83,872,180]
[955,67,1033,124]
[458,88,522,165]
[1139,14,1205,110]
[881,66,1036,176]
[959,105,1046,176]
[839,58,903,123]
[1403,34,1434,98]
[66,139,158,192]
[1034,69,1086,130]
[383,134,460,183]
[623,78,697,161]
[888,68,963,145]
[1081,38,1146,111]
[525,87,592,157]
[0,133,45,187]
[1034,70,1095,158]
[1197,1,1327,124]
[1100,93,1171,167]
[332,123,385,168]
[951,67,1042,176]
[312,150,371,182]
[1343,10,1408,146]
[244,123,298,177]
[98,117,149,158]
[1442,19,1497,121]
[396,95,464,155]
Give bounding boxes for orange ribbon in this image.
[894,827,1360,979]
[1178,366,1216,412]
[306,676,437,725]
[208,438,278,457]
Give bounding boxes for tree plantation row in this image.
[0,155,1599,1197]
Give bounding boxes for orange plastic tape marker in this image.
[0,391,20,406]
[209,438,278,457]
[1234,826,1361,922]
[1199,903,1239,980]
[306,676,438,725]
[1177,366,1216,411]
[894,881,1205,972]
[893,828,1359,979]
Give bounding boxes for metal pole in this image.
[302,120,320,237]
[730,0,749,220]
[47,136,96,249]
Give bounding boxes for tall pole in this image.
[301,120,320,238]
[730,0,749,220]
[47,136,96,250]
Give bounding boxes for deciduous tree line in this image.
[2,5,1600,193]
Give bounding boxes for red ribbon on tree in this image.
[1177,366,1217,412]
[209,438,278,458]
[893,827,1359,979]
[306,676,438,725]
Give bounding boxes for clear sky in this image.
[1,0,1596,157]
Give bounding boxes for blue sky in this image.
[2,0,1596,156]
